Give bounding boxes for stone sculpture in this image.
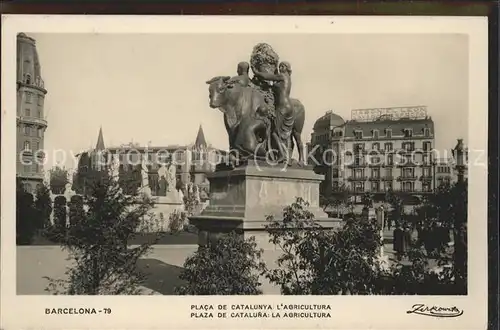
[206,43,305,167]
[157,164,169,196]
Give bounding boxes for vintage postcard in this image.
[1,15,488,329]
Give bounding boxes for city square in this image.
[16,32,469,296]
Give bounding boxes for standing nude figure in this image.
[253,61,296,163]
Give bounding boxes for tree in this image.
[49,166,69,194]
[361,192,374,209]
[68,195,85,227]
[175,232,266,295]
[16,178,37,245]
[53,196,67,233]
[34,183,52,230]
[265,198,385,295]
[45,168,162,295]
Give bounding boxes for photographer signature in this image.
[406,304,464,318]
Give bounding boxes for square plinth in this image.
[189,162,341,246]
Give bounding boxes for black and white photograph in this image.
[1,15,488,330]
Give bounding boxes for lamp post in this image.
[452,138,467,293]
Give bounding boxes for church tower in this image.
[16,33,48,193]
[190,125,211,188]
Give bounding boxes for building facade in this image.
[74,125,225,197]
[16,33,48,193]
[310,106,435,204]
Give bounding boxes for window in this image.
[372,142,380,151]
[371,181,380,192]
[424,128,430,137]
[23,164,30,173]
[385,129,392,138]
[384,142,393,151]
[371,168,380,179]
[385,168,392,178]
[25,92,32,103]
[37,95,43,106]
[32,163,38,173]
[387,154,393,165]
[423,141,432,151]
[354,143,364,153]
[354,169,364,179]
[354,130,363,139]
[403,168,414,178]
[402,142,415,151]
[24,141,31,151]
[333,130,343,137]
[403,182,414,192]
[372,129,379,139]
[371,156,380,165]
[403,128,413,137]
[23,125,29,135]
[25,108,30,117]
[422,182,432,192]
[25,73,32,84]
[37,109,41,118]
[423,167,431,177]
[332,168,339,178]
[354,156,362,166]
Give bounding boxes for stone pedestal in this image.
[189,162,342,248]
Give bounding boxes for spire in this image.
[194,124,207,148]
[95,126,105,151]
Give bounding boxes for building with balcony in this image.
[16,33,48,193]
[310,106,435,205]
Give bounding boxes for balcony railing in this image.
[396,161,419,167]
[368,176,381,181]
[17,116,48,127]
[398,175,418,181]
[347,163,366,168]
[420,175,433,181]
[381,176,394,181]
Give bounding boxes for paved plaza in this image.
[16,245,284,295]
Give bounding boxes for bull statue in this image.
[205,43,306,167]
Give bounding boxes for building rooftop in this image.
[194,125,207,148]
[344,117,434,139]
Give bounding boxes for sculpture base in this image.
[189,162,342,247]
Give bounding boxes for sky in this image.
[31,33,469,169]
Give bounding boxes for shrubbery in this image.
[265,198,384,295]
[175,232,266,295]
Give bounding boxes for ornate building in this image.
[74,125,225,197]
[16,33,48,193]
[310,106,436,205]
